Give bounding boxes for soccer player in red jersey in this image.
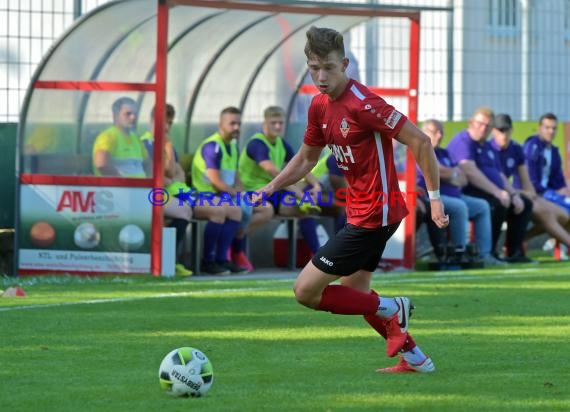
[252,27,448,373]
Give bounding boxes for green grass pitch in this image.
[1,263,569,411]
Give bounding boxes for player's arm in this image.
[395,120,448,228]
[164,140,177,179]
[551,151,570,196]
[439,164,467,187]
[257,150,305,198]
[523,141,546,195]
[258,159,306,198]
[396,121,439,193]
[500,172,524,213]
[517,164,537,200]
[206,168,237,196]
[258,160,280,178]
[93,150,120,176]
[93,133,120,176]
[201,142,237,195]
[500,173,518,196]
[457,159,511,206]
[252,144,322,202]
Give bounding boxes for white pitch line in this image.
[0,287,270,313]
[1,269,568,313]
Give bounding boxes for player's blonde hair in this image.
[263,106,285,119]
[471,106,495,121]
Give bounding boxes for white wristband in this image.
[428,190,441,200]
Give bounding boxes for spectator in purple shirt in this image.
[447,107,533,263]
[492,113,570,252]
[419,119,501,266]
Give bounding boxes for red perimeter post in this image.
[150,0,169,276]
[403,15,421,269]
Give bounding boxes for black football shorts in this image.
[311,222,400,276]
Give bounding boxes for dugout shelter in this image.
[16,0,447,275]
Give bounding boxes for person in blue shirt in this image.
[523,113,570,211]
[447,107,533,263]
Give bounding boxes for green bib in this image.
[239,133,287,191]
[165,180,191,197]
[191,133,238,193]
[93,126,146,177]
[311,153,331,179]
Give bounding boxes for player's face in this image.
[149,115,173,141]
[164,116,174,135]
[264,115,285,138]
[538,118,557,143]
[492,127,511,147]
[423,123,443,148]
[219,113,241,140]
[307,51,349,99]
[116,104,137,132]
[468,114,492,142]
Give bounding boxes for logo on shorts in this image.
[319,256,334,266]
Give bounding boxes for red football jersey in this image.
[304,79,409,228]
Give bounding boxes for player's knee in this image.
[209,207,225,222]
[262,205,274,220]
[226,205,242,221]
[293,284,319,309]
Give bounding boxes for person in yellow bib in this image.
[239,105,323,256]
[192,106,273,272]
[142,104,244,275]
[92,97,149,177]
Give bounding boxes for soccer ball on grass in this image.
[158,347,214,397]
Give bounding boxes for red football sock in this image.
[317,285,378,315]
[364,289,417,351]
[363,290,388,339]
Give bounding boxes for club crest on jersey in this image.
[340,118,350,138]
